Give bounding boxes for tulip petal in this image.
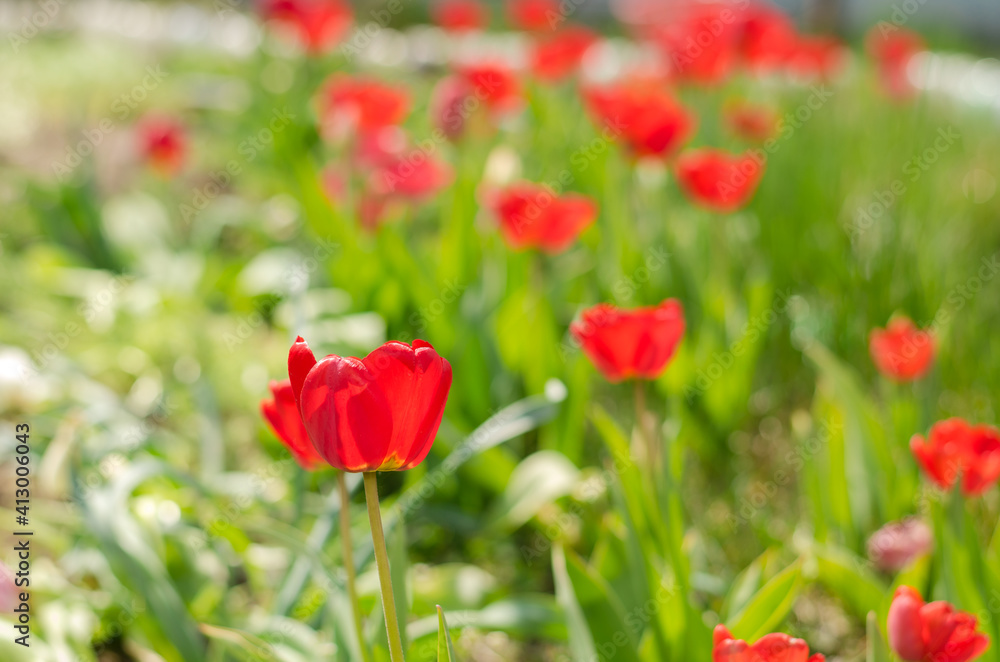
[362,340,452,470]
[288,336,318,410]
[751,633,810,662]
[889,586,928,662]
[300,355,393,472]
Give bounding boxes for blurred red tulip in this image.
[675,148,765,213]
[785,35,846,80]
[433,0,488,32]
[261,379,324,470]
[491,182,597,254]
[888,586,989,662]
[136,116,187,177]
[911,419,1000,496]
[737,3,798,74]
[530,26,598,81]
[584,83,695,159]
[507,0,560,32]
[319,75,410,138]
[288,337,452,472]
[649,3,741,85]
[457,63,523,113]
[713,625,825,662]
[432,64,522,138]
[368,151,454,199]
[258,0,353,54]
[867,518,933,572]
[724,100,779,142]
[571,299,685,382]
[866,26,924,100]
[869,317,934,381]
[363,149,453,229]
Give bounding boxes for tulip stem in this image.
[338,472,372,662]
[363,471,406,662]
[634,380,658,471]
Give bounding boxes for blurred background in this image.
[2,0,1000,661]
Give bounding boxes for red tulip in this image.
[319,75,410,138]
[288,337,452,472]
[261,379,324,470]
[724,100,779,142]
[137,116,187,177]
[457,63,523,114]
[785,35,846,81]
[360,150,454,228]
[530,26,598,81]
[736,4,798,74]
[910,419,1000,496]
[675,148,765,213]
[571,300,685,382]
[491,182,597,254]
[888,586,989,662]
[507,0,560,32]
[713,625,825,662]
[868,317,934,381]
[866,26,924,101]
[649,3,741,85]
[866,518,933,573]
[258,0,353,54]
[584,83,696,159]
[433,0,488,32]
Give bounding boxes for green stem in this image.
[634,380,658,473]
[339,472,372,662]
[363,472,406,662]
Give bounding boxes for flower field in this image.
[2,1,1000,661]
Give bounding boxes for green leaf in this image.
[437,606,459,662]
[813,545,888,619]
[721,549,774,619]
[727,560,803,642]
[487,450,580,531]
[553,544,600,662]
[867,611,890,662]
[564,548,643,662]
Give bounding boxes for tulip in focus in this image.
[136,116,187,177]
[675,148,765,213]
[491,182,597,254]
[713,624,825,662]
[258,0,353,55]
[260,379,324,470]
[888,586,989,662]
[571,300,685,383]
[584,83,696,159]
[868,317,934,381]
[910,418,1000,496]
[433,0,488,32]
[288,337,452,472]
[866,518,933,572]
